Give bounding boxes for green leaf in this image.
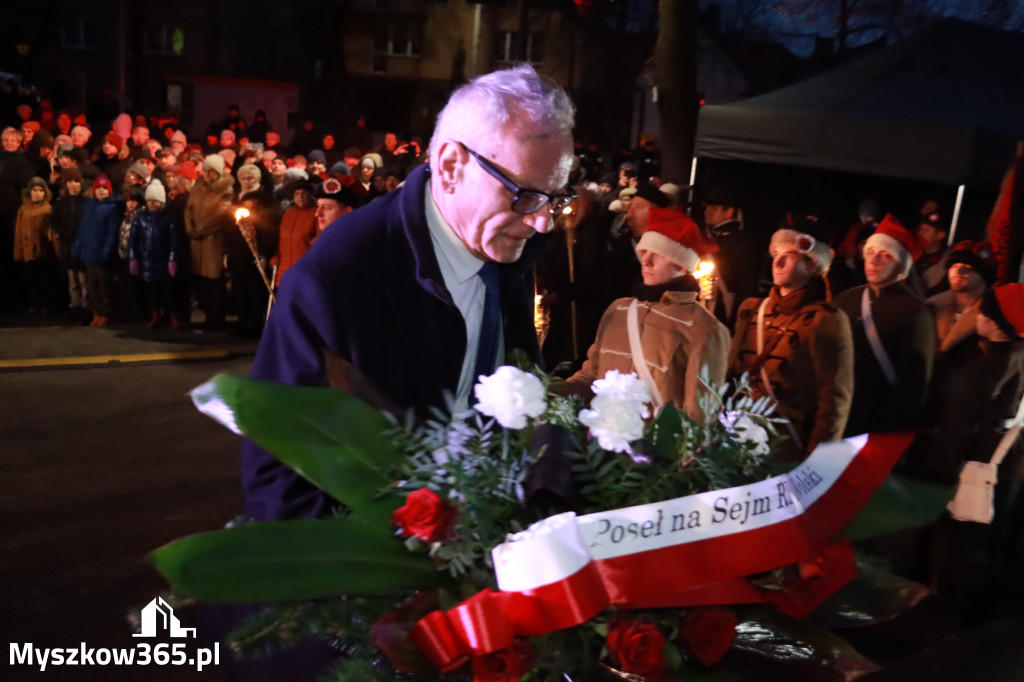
[808,563,930,629]
[646,405,685,457]
[191,374,404,525]
[841,474,954,541]
[149,519,452,602]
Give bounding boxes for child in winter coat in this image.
[116,185,145,322]
[129,180,183,328]
[13,176,54,312]
[51,167,88,321]
[73,175,124,326]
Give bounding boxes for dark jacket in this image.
[709,219,763,331]
[0,150,36,216]
[241,163,546,522]
[130,207,182,282]
[73,196,125,265]
[835,282,936,435]
[933,340,1024,482]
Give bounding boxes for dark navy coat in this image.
[241,163,547,522]
[72,196,124,265]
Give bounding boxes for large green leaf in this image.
[150,519,452,602]
[840,474,954,541]
[807,563,930,629]
[191,374,404,524]
[645,404,685,458]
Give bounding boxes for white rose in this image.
[473,366,547,429]
[581,382,643,450]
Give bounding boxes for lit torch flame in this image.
[693,259,715,280]
[234,207,250,223]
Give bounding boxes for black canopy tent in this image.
[694,19,1024,240]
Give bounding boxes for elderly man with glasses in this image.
[241,64,575,525]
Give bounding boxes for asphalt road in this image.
[2,320,254,681]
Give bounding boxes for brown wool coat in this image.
[184,174,235,278]
[13,189,53,262]
[568,291,730,422]
[729,286,854,460]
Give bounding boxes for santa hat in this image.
[863,214,921,278]
[635,207,718,273]
[145,179,166,204]
[982,284,1024,340]
[947,240,997,286]
[770,228,833,274]
[92,174,113,194]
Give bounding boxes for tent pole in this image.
[687,155,698,216]
[948,184,966,245]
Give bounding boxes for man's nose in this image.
[524,210,554,234]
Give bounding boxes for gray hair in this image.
[2,126,23,140]
[237,163,261,182]
[429,64,575,160]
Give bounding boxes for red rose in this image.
[471,639,535,682]
[606,619,667,678]
[391,488,457,542]
[677,606,737,667]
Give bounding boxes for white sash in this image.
[860,288,898,387]
[626,299,664,411]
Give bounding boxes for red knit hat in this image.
[635,207,718,273]
[104,132,123,149]
[92,174,113,194]
[992,284,1024,338]
[863,214,922,278]
[177,160,198,180]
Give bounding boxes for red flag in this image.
[985,142,1024,284]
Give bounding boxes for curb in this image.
[0,349,234,371]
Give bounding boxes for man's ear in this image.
[434,140,467,193]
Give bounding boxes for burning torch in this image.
[235,207,276,303]
[693,258,716,311]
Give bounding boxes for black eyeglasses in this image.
[461,143,576,215]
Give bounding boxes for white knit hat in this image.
[202,154,226,175]
[145,179,166,204]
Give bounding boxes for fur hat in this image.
[145,179,166,204]
[770,228,833,274]
[92,174,113,194]
[864,214,921,278]
[947,240,997,287]
[635,207,718,273]
[981,284,1024,340]
[202,154,226,175]
[632,182,670,208]
[26,176,49,192]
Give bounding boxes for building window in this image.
[60,19,100,50]
[493,31,543,67]
[144,26,185,56]
[371,23,422,74]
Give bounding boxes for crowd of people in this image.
[3,69,1023,666]
[0,99,429,335]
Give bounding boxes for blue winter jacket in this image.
[72,196,124,265]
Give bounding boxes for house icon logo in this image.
[133,597,196,638]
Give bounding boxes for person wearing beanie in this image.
[72,174,124,326]
[170,129,188,156]
[834,214,936,436]
[729,226,854,460]
[702,185,760,331]
[51,167,89,322]
[130,179,183,328]
[930,282,1024,621]
[70,125,92,148]
[13,177,55,313]
[927,240,997,373]
[184,151,235,330]
[560,207,729,421]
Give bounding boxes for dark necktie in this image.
[474,261,502,380]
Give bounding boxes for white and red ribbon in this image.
[409,432,913,671]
